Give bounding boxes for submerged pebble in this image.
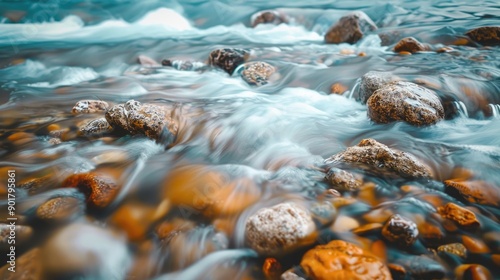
[325,167,361,192]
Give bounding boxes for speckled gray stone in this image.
[325,11,377,44]
[359,71,400,103]
[72,100,109,114]
[325,138,432,179]
[241,61,276,86]
[78,118,113,136]
[325,168,361,191]
[245,202,315,256]
[367,81,444,126]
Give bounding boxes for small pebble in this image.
[382,214,419,246]
[437,243,467,258]
[438,202,480,228]
[72,100,109,114]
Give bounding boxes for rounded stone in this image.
[251,10,289,27]
[325,138,432,179]
[245,202,315,256]
[444,180,500,207]
[241,61,276,86]
[392,255,446,279]
[72,100,109,114]
[382,214,419,246]
[358,71,401,103]
[325,167,361,191]
[36,196,85,222]
[393,37,429,53]
[437,243,467,258]
[300,240,391,280]
[208,48,249,75]
[367,81,444,126]
[78,117,114,136]
[325,11,377,44]
[62,173,119,209]
[455,264,492,280]
[437,202,480,228]
[465,26,500,46]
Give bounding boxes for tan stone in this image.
[325,11,377,44]
[438,203,480,228]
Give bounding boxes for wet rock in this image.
[325,138,432,179]
[245,202,315,255]
[358,71,401,103]
[18,174,52,195]
[0,224,32,245]
[110,203,158,242]
[437,243,467,258]
[300,240,391,280]
[382,214,418,247]
[41,223,131,279]
[367,81,444,126]
[62,172,119,208]
[331,215,359,232]
[388,263,406,280]
[161,59,206,71]
[444,180,500,207]
[392,255,446,280]
[251,10,289,27]
[437,202,480,228]
[241,61,276,86]
[352,223,383,235]
[263,257,283,280]
[455,264,492,280]
[325,11,377,44]
[72,100,109,114]
[393,37,430,53]
[78,117,114,136]
[330,82,348,95]
[462,235,489,253]
[465,26,500,46]
[105,100,178,142]
[208,48,249,75]
[418,221,445,246]
[36,195,85,222]
[0,248,42,280]
[325,167,361,191]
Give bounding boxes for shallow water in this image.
[0,0,499,279]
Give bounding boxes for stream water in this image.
[0,0,499,279]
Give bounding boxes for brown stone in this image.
[387,263,406,279]
[251,10,288,27]
[36,196,85,222]
[300,240,391,280]
[72,100,109,114]
[18,174,52,195]
[367,81,444,126]
[0,248,42,280]
[418,222,445,244]
[78,117,114,136]
[462,235,490,253]
[437,203,480,228]
[105,100,178,142]
[62,173,119,208]
[437,243,467,258]
[465,26,500,46]
[325,167,361,191]
[0,224,32,245]
[382,214,418,246]
[330,83,348,94]
[325,11,377,44]
[358,71,400,103]
[455,264,492,280]
[444,179,500,207]
[241,61,276,86]
[263,258,283,280]
[393,37,430,53]
[353,223,383,235]
[246,202,315,256]
[325,138,432,179]
[208,48,249,75]
[110,203,156,242]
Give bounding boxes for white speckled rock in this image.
[72,100,109,114]
[245,202,315,256]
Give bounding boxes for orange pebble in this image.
[47,124,61,132]
[7,132,34,142]
[262,258,282,280]
[399,51,412,55]
[462,235,490,253]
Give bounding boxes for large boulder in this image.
[367,81,444,126]
[325,138,432,179]
[300,240,392,280]
[324,11,377,44]
[358,71,400,103]
[245,202,315,256]
[105,100,178,142]
[465,26,500,46]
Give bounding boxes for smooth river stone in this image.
[394,37,430,53]
[324,11,377,44]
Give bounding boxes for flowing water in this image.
[0,0,499,279]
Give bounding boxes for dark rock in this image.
[208,48,249,75]
[251,10,289,27]
[358,71,401,103]
[245,202,315,256]
[241,61,276,86]
[324,11,377,44]
[394,37,430,53]
[72,100,109,114]
[78,117,114,136]
[367,81,444,126]
[105,100,178,142]
[392,255,446,280]
[465,26,500,46]
[437,202,480,228]
[382,214,418,247]
[325,167,361,191]
[325,138,432,179]
[62,173,119,209]
[300,240,392,280]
